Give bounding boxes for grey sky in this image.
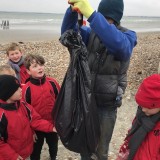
[0,0,160,17]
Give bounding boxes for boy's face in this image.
[106,18,114,24]
[7,87,22,103]
[27,60,45,79]
[7,49,23,63]
[142,107,160,116]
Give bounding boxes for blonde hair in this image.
[0,64,16,76]
[6,43,22,55]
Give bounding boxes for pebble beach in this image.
[0,31,160,160]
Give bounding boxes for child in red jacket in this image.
[0,75,56,160]
[116,74,160,160]
[22,54,60,160]
[6,43,30,84]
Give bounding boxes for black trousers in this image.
[30,131,58,160]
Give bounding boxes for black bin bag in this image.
[52,29,100,154]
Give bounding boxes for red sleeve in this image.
[0,111,19,160]
[22,83,29,102]
[48,77,61,92]
[22,102,53,132]
[0,140,19,160]
[0,110,19,160]
[53,78,61,92]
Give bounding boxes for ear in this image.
[6,54,9,59]
[26,69,31,75]
[20,51,24,56]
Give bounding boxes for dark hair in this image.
[24,54,45,69]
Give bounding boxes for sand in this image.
[0,29,60,44]
[0,31,160,160]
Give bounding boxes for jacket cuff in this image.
[88,11,96,23]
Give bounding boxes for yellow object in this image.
[69,0,94,18]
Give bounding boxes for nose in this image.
[13,54,18,58]
[38,65,43,69]
[19,87,22,92]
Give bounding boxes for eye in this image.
[10,53,14,56]
[33,64,37,68]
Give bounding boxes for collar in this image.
[30,75,46,85]
[9,57,24,66]
[0,101,20,111]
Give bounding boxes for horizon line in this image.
[0,10,160,18]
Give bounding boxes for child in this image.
[0,75,56,160]
[6,42,30,84]
[0,64,16,76]
[22,54,60,160]
[116,74,160,160]
[0,64,39,143]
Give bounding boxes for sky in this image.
[0,0,160,17]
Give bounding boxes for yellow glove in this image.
[69,0,94,18]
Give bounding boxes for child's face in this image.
[106,18,114,24]
[27,60,45,79]
[142,107,160,116]
[7,49,23,63]
[7,87,22,103]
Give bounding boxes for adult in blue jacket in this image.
[61,0,137,159]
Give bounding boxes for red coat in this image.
[0,100,53,160]
[117,122,160,160]
[22,76,60,123]
[133,122,160,160]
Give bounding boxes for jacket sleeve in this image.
[49,78,61,97]
[115,60,130,107]
[22,102,53,132]
[61,7,78,34]
[55,80,60,93]
[118,60,130,93]
[22,84,31,104]
[0,112,19,160]
[0,141,19,160]
[88,12,137,61]
[61,7,91,45]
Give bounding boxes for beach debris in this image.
[18,41,24,44]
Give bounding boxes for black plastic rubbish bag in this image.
[52,29,100,154]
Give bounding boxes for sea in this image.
[0,11,62,33]
[0,11,160,42]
